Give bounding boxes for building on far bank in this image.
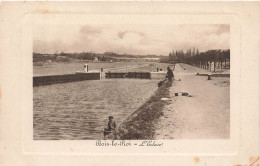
[94,57,99,62]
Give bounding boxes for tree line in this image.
[33,51,163,63]
[168,48,230,72]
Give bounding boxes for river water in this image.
[34,78,159,140]
[33,62,149,76]
[33,62,170,140]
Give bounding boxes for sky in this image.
[33,24,230,56]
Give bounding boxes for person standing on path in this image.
[166,67,174,82]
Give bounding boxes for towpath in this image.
[154,63,230,139]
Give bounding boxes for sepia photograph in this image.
[0,2,259,166]
[33,24,230,140]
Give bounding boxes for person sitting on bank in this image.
[104,116,116,139]
[166,67,174,82]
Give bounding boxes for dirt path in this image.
[155,63,230,139]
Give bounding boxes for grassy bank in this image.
[110,80,172,140]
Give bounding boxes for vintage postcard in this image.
[0,2,259,166]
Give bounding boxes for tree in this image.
[223,49,230,69]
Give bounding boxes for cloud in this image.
[216,24,230,35]
[79,25,103,36]
[118,31,146,39]
[33,39,70,53]
[33,24,230,55]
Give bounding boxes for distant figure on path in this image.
[166,67,174,82]
[104,116,116,139]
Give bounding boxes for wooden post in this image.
[208,74,212,80]
[84,63,88,72]
[100,68,103,79]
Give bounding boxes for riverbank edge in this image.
[109,79,172,140]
